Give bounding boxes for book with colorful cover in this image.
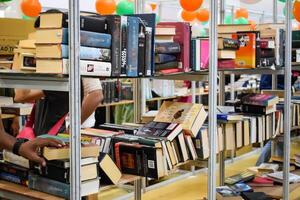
[232,32,257,68]
[247,177,274,187]
[200,38,209,70]
[157,22,191,72]
[241,94,279,107]
[218,59,235,69]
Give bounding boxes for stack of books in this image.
[101,79,133,104]
[35,12,112,76]
[28,134,100,198]
[218,37,239,69]
[13,37,36,72]
[257,38,276,68]
[155,22,191,74]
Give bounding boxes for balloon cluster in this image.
[96,0,134,15]
[21,0,41,18]
[179,0,209,23]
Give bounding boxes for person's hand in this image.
[10,117,20,137]
[19,138,63,166]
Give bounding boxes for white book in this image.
[267,171,300,183]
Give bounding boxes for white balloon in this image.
[240,0,262,4]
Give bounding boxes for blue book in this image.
[29,173,70,199]
[61,28,111,48]
[61,44,111,61]
[155,54,177,64]
[126,17,139,77]
[0,172,28,186]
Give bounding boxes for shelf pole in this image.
[208,0,218,199]
[283,0,292,198]
[69,0,81,198]
[272,0,278,90]
[191,81,196,104]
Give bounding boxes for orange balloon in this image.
[180,0,203,12]
[150,3,157,11]
[294,1,300,23]
[95,0,116,15]
[181,10,197,22]
[196,9,209,22]
[298,23,300,30]
[235,8,249,19]
[21,0,41,17]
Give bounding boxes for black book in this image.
[108,81,113,103]
[0,162,28,180]
[155,42,181,54]
[121,16,128,76]
[278,29,285,67]
[292,49,300,63]
[292,40,300,48]
[260,49,275,58]
[138,22,146,76]
[104,15,122,77]
[114,142,164,179]
[113,81,119,102]
[241,192,272,200]
[35,11,107,33]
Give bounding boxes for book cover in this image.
[232,32,257,68]
[29,173,70,199]
[260,39,275,49]
[126,17,139,77]
[218,38,240,50]
[158,22,191,72]
[218,59,235,69]
[154,101,207,138]
[230,183,253,193]
[247,177,274,187]
[98,153,122,185]
[104,15,122,77]
[136,121,182,141]
[225,171,255,185]
[155,42,181,54]
[200,38,209,70]
[37,12,107,33]
[60,45,111,61]
[120,16,128,76]
[258,57,276,68]
[241,94,278,107]
[138,22,146,76]
[192,127,209,159]
[155,54,177,64]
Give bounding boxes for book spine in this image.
[279,29,285,67]
[114,143,122,169]
[29,174,70,199]
[155,61,179,70]
[120,16,128,76]
[3,151,29,168]
[260,40,275,49]
[62,59,111,76]
[190,40,196,71]
[217,114,228,121]
[155,54,177,64]
[260,49,275,58]
[138,22,146,76]
[61,28,111,48]
[0,164,28,179]
[0,172,28,186]
[259,57,276,68]
[0,107,20,115]
[155,43,181,54]
[145,27,153,76]
[107,16,121,77]
[241,105,266,114]
[256,34,261,68]
[38,164,69,183]
[108,81,113,103]
[126,17,139,77]
[61,45,111,61]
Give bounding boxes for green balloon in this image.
[278,0,292,2]
[116,0,134,15]
[283,5,295,19]
[200,28,207,37]
[202,21,208,26]
[0,0,12,2]
[238,17,249,24]
[22,15,36,20]
[234,19,240,24]
[224,15,233,24]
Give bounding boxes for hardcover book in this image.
[154,101,207,138]
[3,150,30,169]
[155,61,179,71]
[0,162,28,180]
[218,38,240,50]
[224,171,255,185]
[155,54,177,64]
[155,42,181,54]
[0,103,33,115]
[126,17,139,77]
[0,171,28,186]
[241,94,279,107]
[98,153,122,185]
[136,121,183,141]
[232,32,258,68]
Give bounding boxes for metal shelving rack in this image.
[0,0,294,199]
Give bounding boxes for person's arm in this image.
[0,114,63,166]
[81,89,103,123]
[14,89,45,103]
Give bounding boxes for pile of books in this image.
[0,136,101,199]
[155,22,191,74]
[101,79,133,104]
[218,37,239,69]
[35,12,112,75]
[217,163,300,200]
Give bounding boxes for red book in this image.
[260,39,275,49]
[157,22,191,72]
[248,177,274,187]
[159,68,181,74]
[114,142,122,169]
[218,59,235,69]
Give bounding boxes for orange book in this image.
[232,32,257,68]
